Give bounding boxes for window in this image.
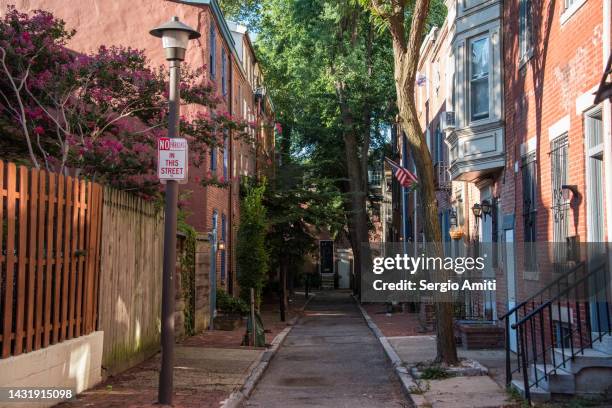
[210,145,217,171]
[585,109,604,242]
[209,25,216,78]
[221,48,227,97]
[550,135,569,243]
[220,214,226,281]
[522,152,537,271]
[469,36,490,121]
[519,0,533,62]
[223,131,229,181]
[564,0,576,10]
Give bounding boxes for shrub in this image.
[237,180,269,307]
[216,289,249,316]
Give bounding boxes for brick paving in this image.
[55,293,310,408]
[362,303,435,337]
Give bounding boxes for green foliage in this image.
[419,365,450,380]
[178,215,197,337]
[255,0,396,183]
[237,181,269,307]
[216,289,249,316]
[265,159,344,279]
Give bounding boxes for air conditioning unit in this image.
[443,111,456,130]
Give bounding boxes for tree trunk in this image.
[337,81,371,299]
[373,0,459,365]
[399,99,458,365]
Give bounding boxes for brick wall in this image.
[498,0,606,317]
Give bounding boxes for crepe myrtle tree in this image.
[0,6,251,198]
[361,0,457,364]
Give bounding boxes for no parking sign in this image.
[158,137,188,183]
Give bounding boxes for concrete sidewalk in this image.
[55,294,310,408]
[358,303,516,408]
[244,291,409,407]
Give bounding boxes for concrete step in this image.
[530,364,575,394]
[552,347,612,374]
[591,332,612,354]
[511,379,551,403]
[321,275,334,290]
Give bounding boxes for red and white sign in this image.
[158,137,188,183]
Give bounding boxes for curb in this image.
[222,293,315,408]
[353,297,429,408]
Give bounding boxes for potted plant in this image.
[214,289,249,331]
[449,227,464,240]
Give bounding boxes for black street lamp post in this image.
[149,17,200,406]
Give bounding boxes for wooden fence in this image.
[97,188,164,374]
[0,162,103,358]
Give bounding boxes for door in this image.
[505,228,518,352]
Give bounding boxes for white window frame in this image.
[560,0,587,25]
[519,0,533,65]
[468,34,491,123]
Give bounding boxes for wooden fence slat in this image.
[13,166,28,356]
[92,184,103,329]
[2,163,17,358]
[0,162,105,358]
[84,182,96,333]
[60,177,72,341]
[26,168,39,352]
[52,174,64,345]
[43,171,54,348]
[67,179,79,340]
[75,180,86,337]
[32,171,45,349]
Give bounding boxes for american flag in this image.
[385,158,418,189]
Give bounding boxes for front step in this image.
[530,364,575,394]
[552,347,612,374]
[591,332,612,354]
[321,274,334,290]
[511,379,551,403]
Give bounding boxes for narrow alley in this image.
[244,292,409,408]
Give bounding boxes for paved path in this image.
[243,291,409,408]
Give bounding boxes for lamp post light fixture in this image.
[149,16,200,406]
[480,199,492,220]
[472,202,482,218]
[449,208,458,228]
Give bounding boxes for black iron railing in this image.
[499,257,611,404]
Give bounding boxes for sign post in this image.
[150,16,200,406]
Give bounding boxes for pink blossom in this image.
[33,126,44,135]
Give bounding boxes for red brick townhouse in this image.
[497,0,612,399]
[405,0,612,400]
[0,0,276,300]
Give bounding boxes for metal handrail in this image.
[499,261,585,321]
[502,256,611,405]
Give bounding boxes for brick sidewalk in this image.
[55,293,309,408]
[362,303,434,337]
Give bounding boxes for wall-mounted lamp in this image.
[217,240,226,251]
[472,202,482,218]
[561,184,579,201]
[449,209,458,227]
[480,199,492,220]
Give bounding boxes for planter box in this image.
[456,322,504,349]
[213,315,242,331]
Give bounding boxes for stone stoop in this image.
[511,379,551,403]
[511,344,612,402]
[320,274,334,290]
